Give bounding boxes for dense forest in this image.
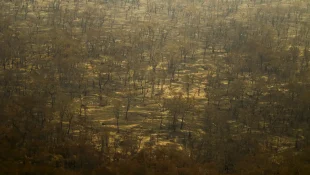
[1,0,310,174]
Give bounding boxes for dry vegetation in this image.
[1,0,310,174]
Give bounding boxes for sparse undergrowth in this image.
[1,0,310,174]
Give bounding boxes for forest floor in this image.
[2,0,305,152]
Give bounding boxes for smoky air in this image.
[0,0,309,174]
